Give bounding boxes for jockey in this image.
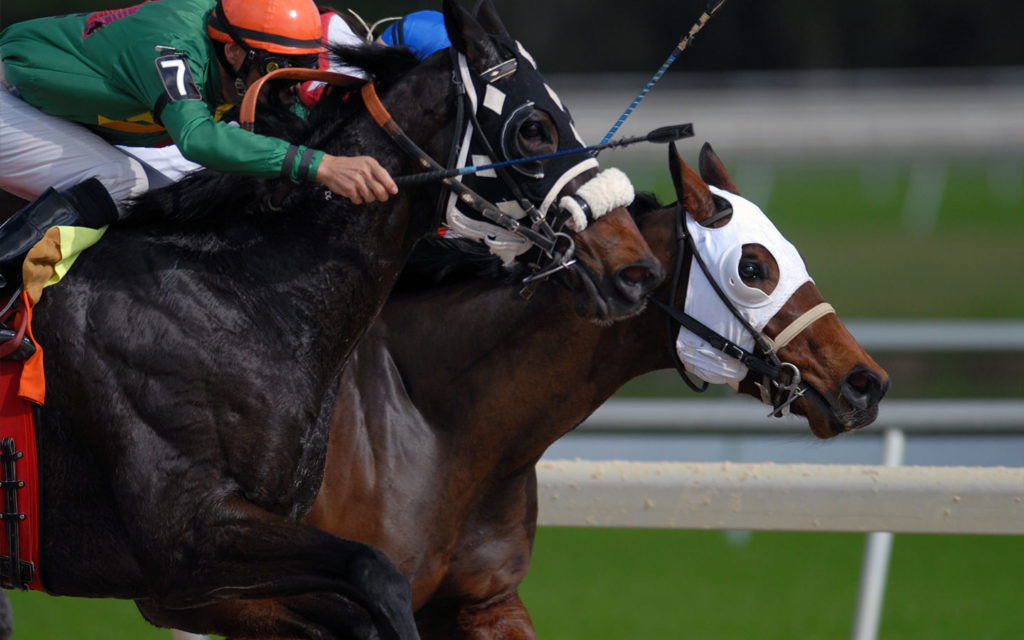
[0,0,398,306]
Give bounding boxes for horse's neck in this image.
[381,280,665,470]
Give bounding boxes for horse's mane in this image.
[393,235,525,292]
[630,191,666,220]
[121,43,421,228]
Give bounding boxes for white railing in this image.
[540,393,1024,640]
[535,455,1024,535]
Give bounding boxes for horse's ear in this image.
[670,142,717,225]
[443,0,501,69]
[473,0,510,37]
[698,142,740,195]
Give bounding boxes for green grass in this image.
[5,590,167,639]
[521,529,1024,640]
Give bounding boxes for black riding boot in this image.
[0,178,118,297]
[1,179,118,358]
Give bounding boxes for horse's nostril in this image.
[620,265,650,284]
[841,367,887,410]
[846,371,870,393]
[615,260,665,298]
[613,261,663,303]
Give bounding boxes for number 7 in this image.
[159,58,188,97]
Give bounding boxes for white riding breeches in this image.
[0,58,150,215]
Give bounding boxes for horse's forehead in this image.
[707,187,792,253]
[454,34,595,225]
[688,186,811,318]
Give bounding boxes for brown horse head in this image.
[667,142,889,438]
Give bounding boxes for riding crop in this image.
[392,123,693,187]
[599,0,730,144]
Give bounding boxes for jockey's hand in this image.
[316,154,398,204]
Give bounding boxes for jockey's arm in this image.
[159,98,322,182]
[159,89,395,204]
[121,36,396,203]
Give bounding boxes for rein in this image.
[239,68,363,131]
[358,82,566,259]
[648,203,835,417]
[240,66,576,277]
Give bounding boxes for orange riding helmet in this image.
[207,0,322,56]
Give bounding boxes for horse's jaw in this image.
[791,382,881,439]
[737,364,889,440]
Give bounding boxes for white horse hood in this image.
[676,186,813,386]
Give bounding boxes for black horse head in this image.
[445,0,597,225]
[435,0,663,318]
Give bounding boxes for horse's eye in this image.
[739,262,764,282]
[519,120,544,140]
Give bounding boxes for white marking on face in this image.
[472,154,497,178]
[483,85,506,115]
[570,122,586,146]
[516,41,538,68]
[544,83,564,112]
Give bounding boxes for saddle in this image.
[0,289,43,591]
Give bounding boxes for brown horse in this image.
[3,1,663,639]
[147,142,887,638]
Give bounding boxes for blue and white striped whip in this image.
[599,0,730,145]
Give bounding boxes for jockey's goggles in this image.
[258,52,319,76]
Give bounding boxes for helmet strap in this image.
[211,0,259,95]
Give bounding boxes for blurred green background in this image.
[3,1,1022,639]
[4,0,1024,72]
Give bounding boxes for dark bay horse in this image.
[155,142,889,638]
[8,1,663,638]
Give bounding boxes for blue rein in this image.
[599,0,730,145]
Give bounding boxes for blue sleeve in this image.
[379,11,451,60]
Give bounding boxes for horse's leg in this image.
[414,472,540,640]
[132,494,419,640]
[0,589,12,640]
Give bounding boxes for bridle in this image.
[240,50,585,282]
[647,202,835,417]
[359,76,577,282]
[434,45,590,281]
